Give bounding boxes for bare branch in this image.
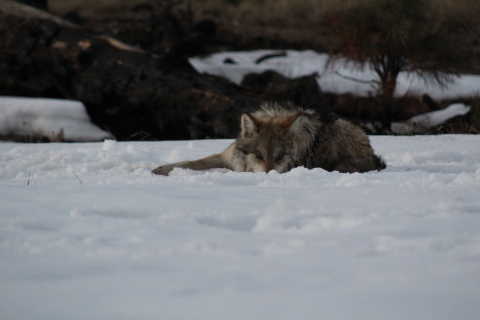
[334,71,377,85]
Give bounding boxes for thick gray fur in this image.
[152,101,386,175]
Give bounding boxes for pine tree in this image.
[324,0,472,100]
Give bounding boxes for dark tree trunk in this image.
[372,54,403,101]
[379,74,397,101]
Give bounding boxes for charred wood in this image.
[0,0,262,140]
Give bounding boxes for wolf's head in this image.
[236,109,304,173]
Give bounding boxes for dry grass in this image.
[49,0,480,19]
[49,0,143,15]
[49,0,357,17]
[48,0,480,53]
[47,0,352,51]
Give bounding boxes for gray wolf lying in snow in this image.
[152,101,386,175]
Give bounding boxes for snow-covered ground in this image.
[0,97,112,142]
[190,50,480,99]
[1,136,480,320]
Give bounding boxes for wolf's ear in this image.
[241,112,260,135]
[280,112,302,133]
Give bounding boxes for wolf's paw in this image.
[152,164,176,176]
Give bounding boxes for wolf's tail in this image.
[374,154,387,171]
[334,154,386,173]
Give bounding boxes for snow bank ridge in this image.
[0,96,113,141]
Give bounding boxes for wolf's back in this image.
[308,115,385,173]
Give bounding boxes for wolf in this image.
[152,101,386,175]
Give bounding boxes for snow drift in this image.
[190,50,480,99]
[0,96,113,141]
[1,136,480,320]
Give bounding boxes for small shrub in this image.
[324,0,474,100]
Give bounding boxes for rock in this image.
[241,70,331,111]
[0,0,263,140]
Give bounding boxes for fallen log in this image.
[0,0,262,140]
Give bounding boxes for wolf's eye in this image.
[276,153,284,161]
[254,152,264,161]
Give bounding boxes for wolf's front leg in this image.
[151,161,187,176]
[152,153,228,176]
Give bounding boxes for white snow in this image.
[1,136,480,320]
[189,50,480,99]
[391,103,471,134]
[0,96,113,141]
